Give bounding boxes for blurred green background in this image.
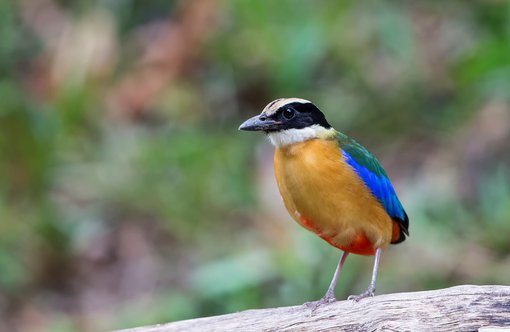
[1,0,510,331]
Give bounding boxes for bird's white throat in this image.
[267,125,334,147]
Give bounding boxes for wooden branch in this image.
[117,285,510,332]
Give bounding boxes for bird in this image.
[239,98,409,304]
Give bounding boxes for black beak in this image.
[238,115,281,132]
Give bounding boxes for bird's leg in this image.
[321,251,349,303]
[305,251,349,309]
[348,247,382,302]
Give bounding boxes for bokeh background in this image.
[1,0,510,331]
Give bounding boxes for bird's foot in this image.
[304,291,336,311]
[348,289,375,302]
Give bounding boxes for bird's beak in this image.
[238,115,280,132]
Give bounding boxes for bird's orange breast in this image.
[274,138,393,255]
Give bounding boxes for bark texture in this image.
[116,285,510,332]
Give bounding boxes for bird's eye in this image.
[282,108,295,120]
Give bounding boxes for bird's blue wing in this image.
[341,149,405,220]
[337,133,409,242]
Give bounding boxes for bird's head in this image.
[239,98,334,147]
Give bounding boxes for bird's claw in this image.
[348,289,374,302]
[304,294,336,311]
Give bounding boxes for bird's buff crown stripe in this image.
[263,98,312,116]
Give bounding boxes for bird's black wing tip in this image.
[390,211,409,245]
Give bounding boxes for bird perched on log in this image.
[239,98,409,304]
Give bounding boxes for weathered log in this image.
[116,285,510,332]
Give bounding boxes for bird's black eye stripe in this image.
[282,108,295,120]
